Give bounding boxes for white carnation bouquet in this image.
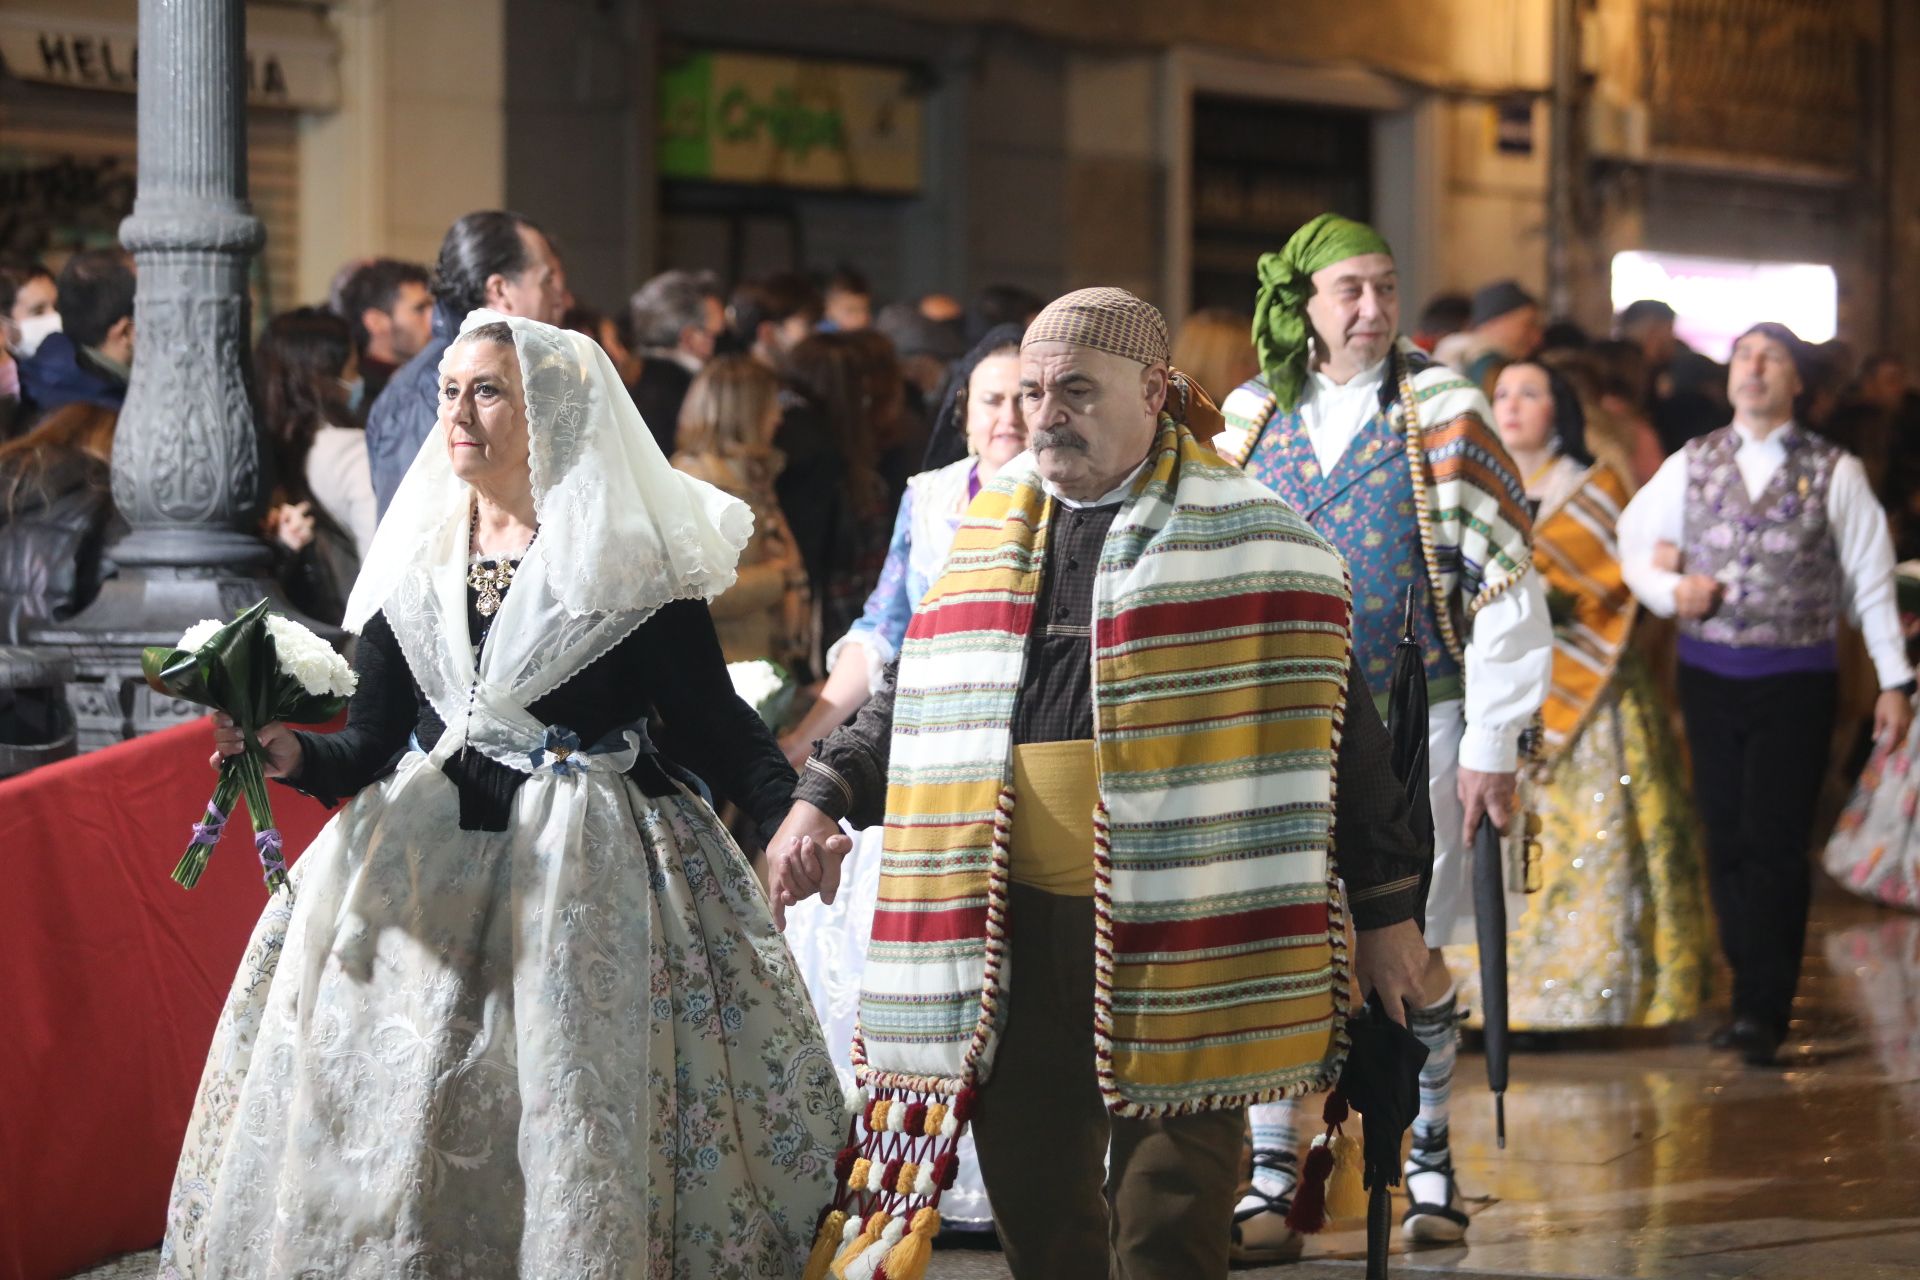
[727,659,796,731]
[141,599,356,894]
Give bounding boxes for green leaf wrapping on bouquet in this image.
[141,599,350,728]
[143,599,351,895]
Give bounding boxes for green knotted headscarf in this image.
[1253,213,1394,413]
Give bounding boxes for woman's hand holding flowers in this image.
[208,711,304,779]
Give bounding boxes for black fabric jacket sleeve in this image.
[642,598,798,843]
[286,610,415,803]
[1331,664,1426,931]
[792,656,1426,929]
[791,659,897,830]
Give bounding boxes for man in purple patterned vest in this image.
[1620,321,1914,1067]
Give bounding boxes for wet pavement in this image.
[72,892,1920,1280]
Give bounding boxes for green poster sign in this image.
[658,50,922,194]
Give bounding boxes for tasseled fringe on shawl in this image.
[816,1085,972,1280]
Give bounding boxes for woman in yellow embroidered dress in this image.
[1451,360,1711,1029]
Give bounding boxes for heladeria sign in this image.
[0,4,338,111]
[659,50,923,194]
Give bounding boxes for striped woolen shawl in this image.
[855,418,1356,1116]
[1215,338,1535,661]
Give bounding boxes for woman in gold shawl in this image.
[1451,359,1710,1030]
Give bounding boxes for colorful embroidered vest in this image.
[1245,403,1464,703]
[1680,425,1841,665]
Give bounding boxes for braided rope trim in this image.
[1218,399,1269,471]
[1398,356,1468,669]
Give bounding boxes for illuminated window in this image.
[1610,251,1836,360]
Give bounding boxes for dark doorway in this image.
[1189,95,1374,312]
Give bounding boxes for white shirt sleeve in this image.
[306,427,380,560]
[1617,450,1690,618]
[1458,568,1554,773]
[1828,454,1913,690]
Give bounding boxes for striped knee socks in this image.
[1240,1096,1303,1210]
[1409,984,1458,1156]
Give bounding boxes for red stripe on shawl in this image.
[870,903,990,943]
[1112,902,1330,955]
[905,597,1035,640]
[1103,590,1348,647]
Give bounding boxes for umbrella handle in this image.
[1368,1183,1391,1280]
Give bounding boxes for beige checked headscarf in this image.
[1023,287,1170,367]
[1021,286,1220,435]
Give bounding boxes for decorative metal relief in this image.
[114,288,262,525]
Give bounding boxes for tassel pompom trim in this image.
[1325,1131,1369,1220]
[1286,1135,1337,1234]
[801,1209,848,1280]
[820,1083,972,1278]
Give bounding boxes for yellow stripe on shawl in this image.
[1112,1000,1338,1087]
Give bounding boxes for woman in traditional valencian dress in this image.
[1451,359,1711,1029]
[1824,562,1920,912]
[773,324,1027,1231]
[160,312,844,1278]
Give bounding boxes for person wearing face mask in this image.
[363,210,569,516]
[1619,322,1915,1068]
[1215,214,1551,1257]
[254,307,376,624]
[16,249,135,431]
[773,324,1030,1235]
[1446,360,1710,1035]
[0,258,59,438]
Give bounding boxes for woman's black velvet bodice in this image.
[288,590,796,839]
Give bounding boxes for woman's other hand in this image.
[208,712,303,779]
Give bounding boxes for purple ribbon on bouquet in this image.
[254,829,286,887]
[191,802,229,846]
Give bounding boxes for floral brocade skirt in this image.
[160,753,844,1279]
[1825,714,1920,912]
[1452,656,1712,1030]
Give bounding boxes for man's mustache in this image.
[1032,427,1089,453]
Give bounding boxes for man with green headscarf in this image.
[1215,214,1552,1260]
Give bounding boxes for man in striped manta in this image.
[1215,215,1552,1256]
[769,287,1432,1279]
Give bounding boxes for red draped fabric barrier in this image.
[0,718,335,1280]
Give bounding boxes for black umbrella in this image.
[1387,587,1436,932]
[1340,997,1431,1280]
[1341,586,1440,1277]
[1473,815,1510,1148]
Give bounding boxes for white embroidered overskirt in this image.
[160,748,844,1279]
